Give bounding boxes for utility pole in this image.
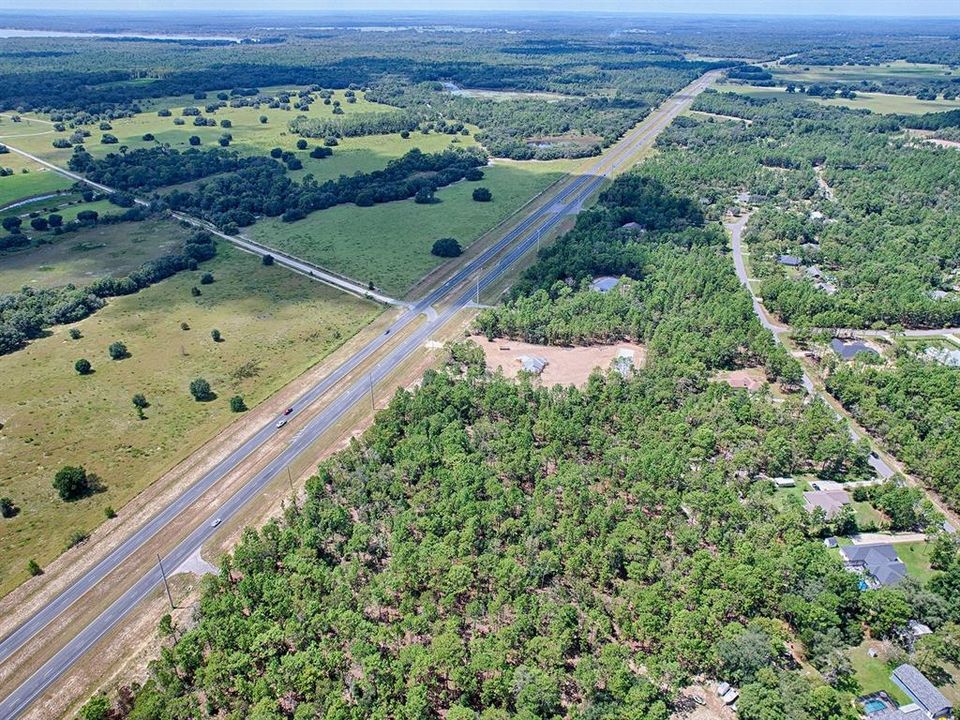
[369,371,375,410]
[476,273,481,305]
[157,554,174,610]
[286,466,294,494]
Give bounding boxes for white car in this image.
[210,517,222,528]
[276,419,287,428]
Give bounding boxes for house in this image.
[620,221,645,232]
[925,347,960,368]
[824,537,839,548]
[815,280,838,295]
[831,338,879,361]
[590,276,620,293]
[724,372,765,392]
[778,254,802,267]
[840,544,908,588]
[803,489,851,519]
[892,664,952,719]
[806,265,823,278]
[517,355,548,375]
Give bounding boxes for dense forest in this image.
[638,90,960,329]
[86,169,960,720]
[826,351,960,513]
[0,229,215,356]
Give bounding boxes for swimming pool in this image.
[863,698,888,714]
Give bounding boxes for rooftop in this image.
[778,254,802,267]
[590,276,620,293]
[841,544,907,587]
[892,664,952,717]
[803,489,851,519]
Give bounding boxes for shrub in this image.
[189,377,214,401]
[142,133,155,141]
[259,115,268,124]
[104,506,116,519]
[48,213,63,228]
[30,217,49,231]
[69,328,82,340]
[75,358,92,375]
[431,237,463,258]
[262,254,274,266]
[66,529,90,548]
[465,167,484,181]
[27,559,42,576]
[211,328,222,342]
[0,496,16,518]
[296,138,308,150]
[472,187,492,202]
[270,147,283,158]
[191,286,202,297]
[414,188,435,204]
[189,135,201,146]
[53,465,90,501]
[132,393,148,409]
[100,134,118,145]
[108,341,128,360]
[230,395,247,412]
[200,272,214,285]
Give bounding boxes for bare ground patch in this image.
[470,335,645,387]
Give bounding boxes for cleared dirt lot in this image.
[470,335,646,387]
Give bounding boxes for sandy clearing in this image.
[470,335,646,387]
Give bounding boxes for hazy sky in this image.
[7,0,960,15]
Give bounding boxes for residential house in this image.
[840,544,908,588]
[590,276,620,293]
[778,254,802,267]
[803,489,851,519]
[892,664,952,719]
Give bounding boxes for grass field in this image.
[0,217,188,293]
[711,81,960,115]
[769,60,955,85]
[849,642,911,704]
[895,540,936,584]
[0,167,72,209]
[249,159,573,296]
[0,239,379,594]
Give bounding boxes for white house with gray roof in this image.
[892,664,952,719]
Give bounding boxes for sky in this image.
[7,0,960,15]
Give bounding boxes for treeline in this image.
[67,146,251,192]
[163,147,487,230]
[641,90,960,329]
[290,108,423,139]
[826,353,960,512]
[0,229,215,356]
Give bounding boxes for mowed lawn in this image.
[0,240,380,595]
[249,159,571,296]
[0,218,188,293]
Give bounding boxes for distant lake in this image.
[0,28,242,42]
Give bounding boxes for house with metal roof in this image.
[590,276,620,293]
[517,355,548,375]
[778,254,802,267]
[892,664,952,719]
[840,544,908,588]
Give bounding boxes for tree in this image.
[69,328,82,340]
[465,167,484,181]
[414,187,435,204]
[211,328,222,342]
[259,115,268,124]
[0,496,16,518]
[104,506,117,519]
[53,465,90,501]
[262,254,274,266]
[431,237,462,258]
[717,629,775,684]
[190,378,214,401]
[30,217,48,231]
[270,147,283,158]
[101,133,118,144]
[2,216,22,232]
[75,358,92,375]
[78,693,110,720]
[230,395,247,412]
[189,135,201,146]
[48,213,63,228]
[200,272,214,285]
[142,133,155,141]
[472,187,492,202]
[27,559,42,577]
[108,341,128,360]
[296,139,308,150]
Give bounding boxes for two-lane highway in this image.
[0,70,718,719]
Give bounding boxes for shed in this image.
[772,477,796,488]
[824,537,838,548]
[907,620,932,638]
[517,355,548,375]
[778,254,802,267]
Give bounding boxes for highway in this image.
[0,70,718,719]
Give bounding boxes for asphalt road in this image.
[0,71,719,718]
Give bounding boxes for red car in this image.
[284,407,293,415]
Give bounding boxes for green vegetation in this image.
[827,354,960,513]
[0,243,379,594]
[250,160,568,295]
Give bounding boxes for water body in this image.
[0,28,242,42]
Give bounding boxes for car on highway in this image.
[276,419,287,428]
[284,407,293,415]
[210,517,222,528]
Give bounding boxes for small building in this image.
[724,371,765,392]
[831,338,879,361]
[925,346,960,368]
[517,355,548,375]
[620,221,645,232]
[716,682,730,697]
[778,254,802,267]
[803,489,851,519]
[892,664,952,719]
[908,620,933,639]
[840,544,908,588]
[824,536,839,548]
[816,280,838,295]
[772,477,796,488]
[590,276,620,293]
[806,265,823,278]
